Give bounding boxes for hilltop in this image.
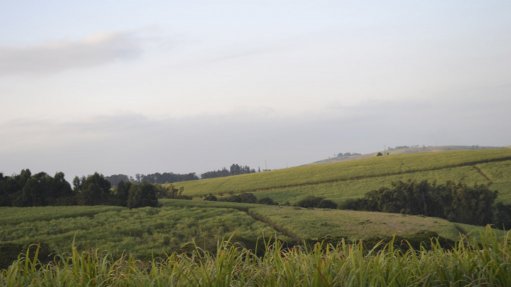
[315,145,500,164]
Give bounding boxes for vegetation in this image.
[201,164,256,179]
[342,180,507,227]
[0,204,279,259]
[0,170,74,206]
[0,170,159,208]
[1,228,510,287]
[0,199,490,264]
[1,149,510,285]
[106,172,199,187]
[296,196,338,209]
[175,149,511,205]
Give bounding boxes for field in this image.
[0,198,491,265]
[0,204,279,259]
[2,148,510,285]
[175,148,511,205]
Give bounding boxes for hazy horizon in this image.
[1,1,510,180]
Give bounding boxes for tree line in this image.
[201,164,256,179]
[341,180,511,229]
[106,172,199,187]
[104,163,257,186]
[0,169,163,208]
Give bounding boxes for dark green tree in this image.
[127,182,158,208]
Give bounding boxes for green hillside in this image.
[176,148,511,205]
[0,199,489,260]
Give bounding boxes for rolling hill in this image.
[175,148,511,205]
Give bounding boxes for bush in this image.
[239,193,257,203]
[493,203,511,230]
[219,193,258,203]
[222,195,242,202]
[258,197,276,205]
[296,196,324,208]
[203,194,218,201]
[318,199,337,209]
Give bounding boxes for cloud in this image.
[1,94,510,180]
[0,32,142,76]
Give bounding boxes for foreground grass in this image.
[1,228,509,287]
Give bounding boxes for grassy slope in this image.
[1,199,490,258]
[0,205,279,258]
[175,148,511,204]
[161,199,486,242]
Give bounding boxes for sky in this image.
[1,0,510,180]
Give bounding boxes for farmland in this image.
[1,148,510,286]
[0,204,279,259]
[175,148,511,205]
[0,198,491,264]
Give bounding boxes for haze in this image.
[1,0,510,179]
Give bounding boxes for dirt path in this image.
[246,210,301,242]
[472,165,493,184]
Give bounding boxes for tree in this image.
[340,180,499,226]
[116,181,131,206]
[76,173,112,205]
[127,182,158,208]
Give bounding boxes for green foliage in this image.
[296,196,324,208]
[1,229,510,286]
[493,202,511,230]
[74,173,112,205]
[202,193,218,201]
[127,182,158,208]
[342,180,500,226]
[0,204,278,260]
[219,193,258,203]
[0,170,74,207]
[0,242,52,269]
[257,197,276,205]
[116,180,130,206]
[318,199,338,209]
[201,164,256,179]
[295,196,337,209]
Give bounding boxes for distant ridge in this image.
[315,145,502,164]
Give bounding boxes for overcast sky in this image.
[1,1,510,179]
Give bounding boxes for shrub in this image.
[203,194,218,201]
[239,193,257,203]
[258,197,276,205]
[318,199,338,209]
[296,196,324,208]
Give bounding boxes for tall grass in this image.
[1,228,509,286]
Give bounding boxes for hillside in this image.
[0,199,489,261]
[315,145,499,164]
[175,148,511,205]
